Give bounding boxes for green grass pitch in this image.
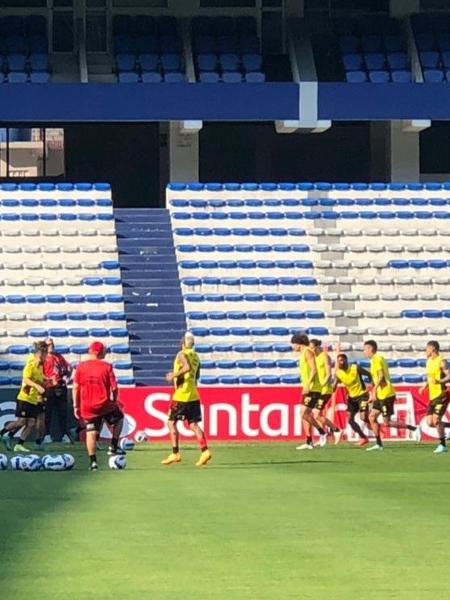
[1,442,449,600]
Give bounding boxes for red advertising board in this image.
[117,386,442,442]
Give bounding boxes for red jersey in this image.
[74,359,118,420]
[44,353,71,386]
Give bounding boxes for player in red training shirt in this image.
[73,341,124,471]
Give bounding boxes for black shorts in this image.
[427,393,450,418]
[15,400,45,419]
[316,393,332,411]
[85,407,124,432]
[372,396,395,418]
[348,393,370,416]
[168,400,202,424]
[302,391,322,409]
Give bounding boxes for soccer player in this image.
[363,340,420,451]
[43,337,73,444]
[0,341,48,452]
[161,332,211,467]
[291,333,327,451]
[419,340,450,454]
[309,339,341,445]
[334,353,372,447]
[73,341,124,471]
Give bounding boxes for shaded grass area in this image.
[1,442,449,599]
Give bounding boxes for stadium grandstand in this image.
[3,2,450,599]
[1,0,450,390]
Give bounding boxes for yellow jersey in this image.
[299,348,322,393]
[370,354,395,401]
[316,351,333,395]
[17,359,45,405]
[336,364,366,399]
[426,355,446,401]
[172,348,200,403]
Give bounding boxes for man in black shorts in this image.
[73,341,124,471]
[1,341,48,452]
[334,352,372,447]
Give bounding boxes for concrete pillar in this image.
[389,121,420,182]
[389,0,420,18]
[169,121,200,183]
[370,121,420,182]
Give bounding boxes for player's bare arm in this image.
[166,352,190,382]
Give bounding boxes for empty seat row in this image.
[170,197,450,208]
[118,71,185,83]
[343,52,408,71]
[0,182,110,192]
[197,52,262,72]
[346,70,411,83]
[190,326,329,337]
[0,259,118,268]
[4,343,129,355]
[199,72,265,83]
[184,292,320,303]
[0,198,112,208]
[198,373,425,385]
[186,309,450,321]
[11,327,128,338]
[0,212,114,222]
[199,357,427,370]
[116,52,182,72]
[174,210,450,221]
[179,258,450,269]
[167,182,450,191]
[0,294,123,304]
[1,72,50,83]
[0,358,132,371]
[177,243,450,254]
[0,245,117,255]
[1,52,49,72]
[0,230,115,239]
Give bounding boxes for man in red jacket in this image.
[73,341,124,471]
[43,337,73,444]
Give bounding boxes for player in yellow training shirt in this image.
[363,340,420,451]
[419,340,450,454]
[309,339,342,445]
[0,341,48,453]
[334,352,372,447]
[291,332,327,451]
[161,332,211,467]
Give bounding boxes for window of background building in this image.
[0,128,64,178]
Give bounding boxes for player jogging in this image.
[161,332,211,467]
[363,340,420,451]
[334,353,372,447]
[419,340,450,454]
[1,341,48,452]
[73,341,124,471]
[291,333,327,451]
[309,339,341,445]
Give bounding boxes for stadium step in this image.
[116,208,185,385]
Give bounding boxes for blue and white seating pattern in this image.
[0,182,133,386]
[168,182,450,385]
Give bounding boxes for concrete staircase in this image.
[115,208,186,385]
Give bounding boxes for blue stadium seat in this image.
[197,53,217,71]
[8,72,28,83]
[391,70,411,82]
[245,72,266,83]
[387,52,407,70]
[365,53,385,70]
[369,70,390,83]
[116,53,136,71]
[222,71,242,83]
[346,71,367,83]
[200,72,220,83]
[139,53,159,71]
[424,69,444,82]
[161,53,181,71]
[220,53,240,71]
[141,71,163,83]
[420,51,439,68]
[118,72,140,83]
[343,53,363,70]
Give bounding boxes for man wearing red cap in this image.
[73,341,124,471]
